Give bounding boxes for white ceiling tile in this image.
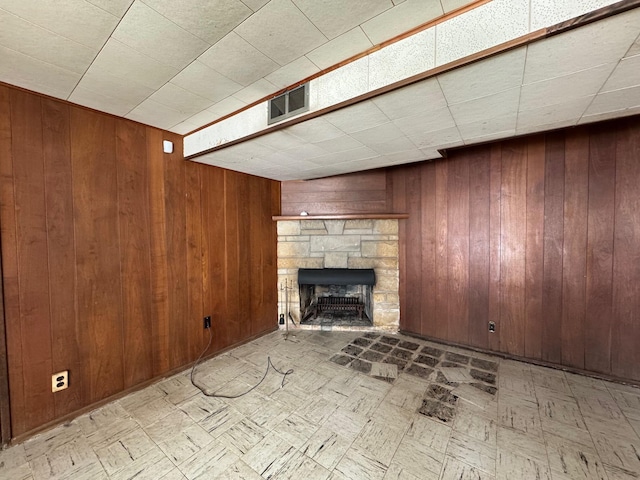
[530,0,620,31]
[463,128,516,145]
[206,97,248,119]
[0,0,119,49]
[351,122,405,146]
[86,39,178,90]
[458,112,517,140]
[85,0,133,17]
[171,61,243,103]
[520,63,616,111]
[516,119,576,137]
[287,117,344,143]
[369,27,436,91]
[370,136,418,154]
[449,87,520,125]
[312,135,364,153]
[235,0,327,66]
[170,121,202,135]
[373,78,447,120]
[0,45,80,99]
[293,0,391,40]
[362,0,443,46]
[183,109,221,128]
[0,10,97,74]
[142,0,251,44]
[68,86,136,117]
[578,104,640,125]
[393,107,456,137]
[524,8,640,84]
[306,27,373,70]
[232,78,278,104]
[323,101,389,134]
[435,0,529,66]
[198,32,280,86]
[150,83,213,116]
[408,125,462,149]
[126,98,191,130]
[240,0,269,12]
[583,85,640,117]
[281,143,328,161]
[312,146,379,165]
[626,33,640,58]
[441,0,474,13]
[265,56,320,89]
[438,47,526,104]
[517,95,593,131]
[601,54,640,93]
[113,1,209,69]
[382,148,428,165]
[315,57,369,109]
[72,69,153,107]
[254,130,305,151]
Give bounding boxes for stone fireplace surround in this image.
[276,217,400,331]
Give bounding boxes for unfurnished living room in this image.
[0,0,640,479]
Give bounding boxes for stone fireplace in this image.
[276,218,400,331]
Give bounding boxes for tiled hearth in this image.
[276,219,400,331]
[3,330,639,479]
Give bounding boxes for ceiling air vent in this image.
[268,83,309,124]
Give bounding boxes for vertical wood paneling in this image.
[468,148,491,349]
[434,161,449,339]
[420,165,436,338]
[447,156,469,344]
[185,163,204,356]
[561,131,589,369]
[390,169,408,330]
[237,174,251,341]
[404,166,423,334]
[116,121,153,387]
[488,144,502,352]
[541,133,565,364]
[41,99,82,417]
[612,120,640,380]
[500,141,527,356]
[524,138,545,360]
[585,128,616,375]
[0,85,24,437]
[11,91,55,431]
[71,108,123,403]
[223,172,241,349]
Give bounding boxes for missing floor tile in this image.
[445,352,470,364]
[352,337,373,347]
[414,354,439,368]
[370,343,393,354]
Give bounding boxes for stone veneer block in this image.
[310,235,361,252]
[348,257,399,269]
[300,220,326,231]
[361,241,399,258]
[376,274,399,292]
[278,241,310,258]
[376,309,400,328]
[373,220,399,235]
[324,252,349,268]
[345,219,374,230]
[324,220,346,235]
[278,258,324,269]
[277,221,300,236]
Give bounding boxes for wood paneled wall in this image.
[281,116,640,383]
[280,170,392,215]
[0,85,279,438]
[393,118,640,382]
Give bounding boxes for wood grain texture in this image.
[434,160,449,340]
[611,119,640,380]
[420,165,436,338]
[524,138,545,360]
[488,144,502,352]
[404,165,423,334]
[0,85,279,438]
[561,131,588,369]
[585,128,616,375]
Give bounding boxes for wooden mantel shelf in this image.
[272,213,409,221]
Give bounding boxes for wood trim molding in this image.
[273,213,408,221]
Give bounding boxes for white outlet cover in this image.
[163,140,174,153]
[52,370,69,393]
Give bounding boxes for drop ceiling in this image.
[0,0,639,182]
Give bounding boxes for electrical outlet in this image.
[52,371,68,393]
[489,321,496,333]
[203,316,211,329]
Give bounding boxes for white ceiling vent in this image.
[268,83,310,124]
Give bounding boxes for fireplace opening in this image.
[298,268,375,326]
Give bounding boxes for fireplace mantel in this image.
[272,213,408,221]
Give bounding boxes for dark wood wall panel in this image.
[0,85,279,439]
[281,170,390,215]
[389,117,640,383]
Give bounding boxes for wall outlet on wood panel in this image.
[489,322,496,333]
[204,316,211,329]
[52,371,68,392]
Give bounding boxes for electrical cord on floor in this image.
[190,326,294,399]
